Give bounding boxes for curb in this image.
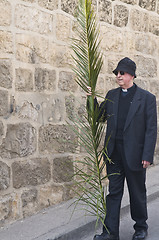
[37,190,159,240]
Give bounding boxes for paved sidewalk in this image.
[0,164,159,240]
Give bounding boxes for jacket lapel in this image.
[124,86,141,131]
[113,88,120,129]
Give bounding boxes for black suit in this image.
[96,84,157,237]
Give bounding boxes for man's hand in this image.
[142,160,150,168]
[86,86,92,96]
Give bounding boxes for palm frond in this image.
[70,0,111,229]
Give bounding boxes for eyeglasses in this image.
[114,71,125,76]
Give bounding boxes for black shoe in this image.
[132,229,148,240]
[93,232,119,240]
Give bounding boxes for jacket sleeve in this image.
[142,94,157,163]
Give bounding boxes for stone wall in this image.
[0,0,159,226]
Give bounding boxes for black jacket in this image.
[96,85,157,171]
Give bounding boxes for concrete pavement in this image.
[0,164,159,240]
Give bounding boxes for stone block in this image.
[135,34,157,56]
[65,95,75,120]
[148,80,159,97]
[12,158,51,189]
[149,15,159,36]
[0,161,10,191]
[141,12,149,33]
[114,5,129,27]
[39,124,78,153]
[15,5,53,34]
[0,121,4,137]
[23,0,36,2]
[59,71,77,92]
[0,30,13,54]
[18,101,39,122]
[135,56,157,78]
[42,95,65,123]
[0,194,20,227]
[53,156,74,183]
[129,9,142,31]
[0,60,12,89]
[0,90,8,116]
[98,0,112,24]
[35,68,56,91]
[0,0,12,26]
[39,185,64,207]
[139,0,156,11]
[49,43,73,68]
[38,0,58,10]
[100,25,124,52]
[120,0,137,4]
[130,9,149,32]
[56,14,71,42]
[15,68,33,91]
[61,0,77,16]
[16,34,49,63]
[1,123,36,158]
[21,188,38,217]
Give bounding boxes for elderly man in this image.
[92,57,157,240]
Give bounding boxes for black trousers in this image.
[103,141,148,237]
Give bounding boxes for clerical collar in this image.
[121,84,135,92]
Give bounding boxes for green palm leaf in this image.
[70,0,111,230]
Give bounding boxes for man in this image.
[93,57,157,240]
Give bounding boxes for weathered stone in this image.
[35,68,56,91]
[59,71,77,92]
[148,80,159,97]
[22,0,36,2]
[0,60,12,89]
[129,8,142,31]
[21,188,38,217]
[0,0,12,26]
[45,96,65,123]
[114,5,129,27]
[135,34,157,56]
[0,162,10,191]
[107,56,123,75]
[18,101,39,122]
[15,5,53,34]
[139,0,156,11]
[65,95,75,120]
[0,90,8,116]
[53,156,74,183]
[0,121,4,137]
[123,32,135,54]
[0,194,20,227]
[49,43,73,68]
[96,76,105,96]
[12,158,51,189]
[149,15,159,36]
[98,0,112,24]
[0,30,13,54]
[141,12,149,33]
[120,0,137,4]
[39,124,78,153]
[56,14,71,42]
[16,34,49,63]
[39,185,64,207]
[61,0,77,16]
[15,68,33,91]
[1,123,36,158]
[135,56,157,78]
[100,25,124,52]
[38,0,58,10]
[130,9,149,32]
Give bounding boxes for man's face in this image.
[116,71,134,89]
